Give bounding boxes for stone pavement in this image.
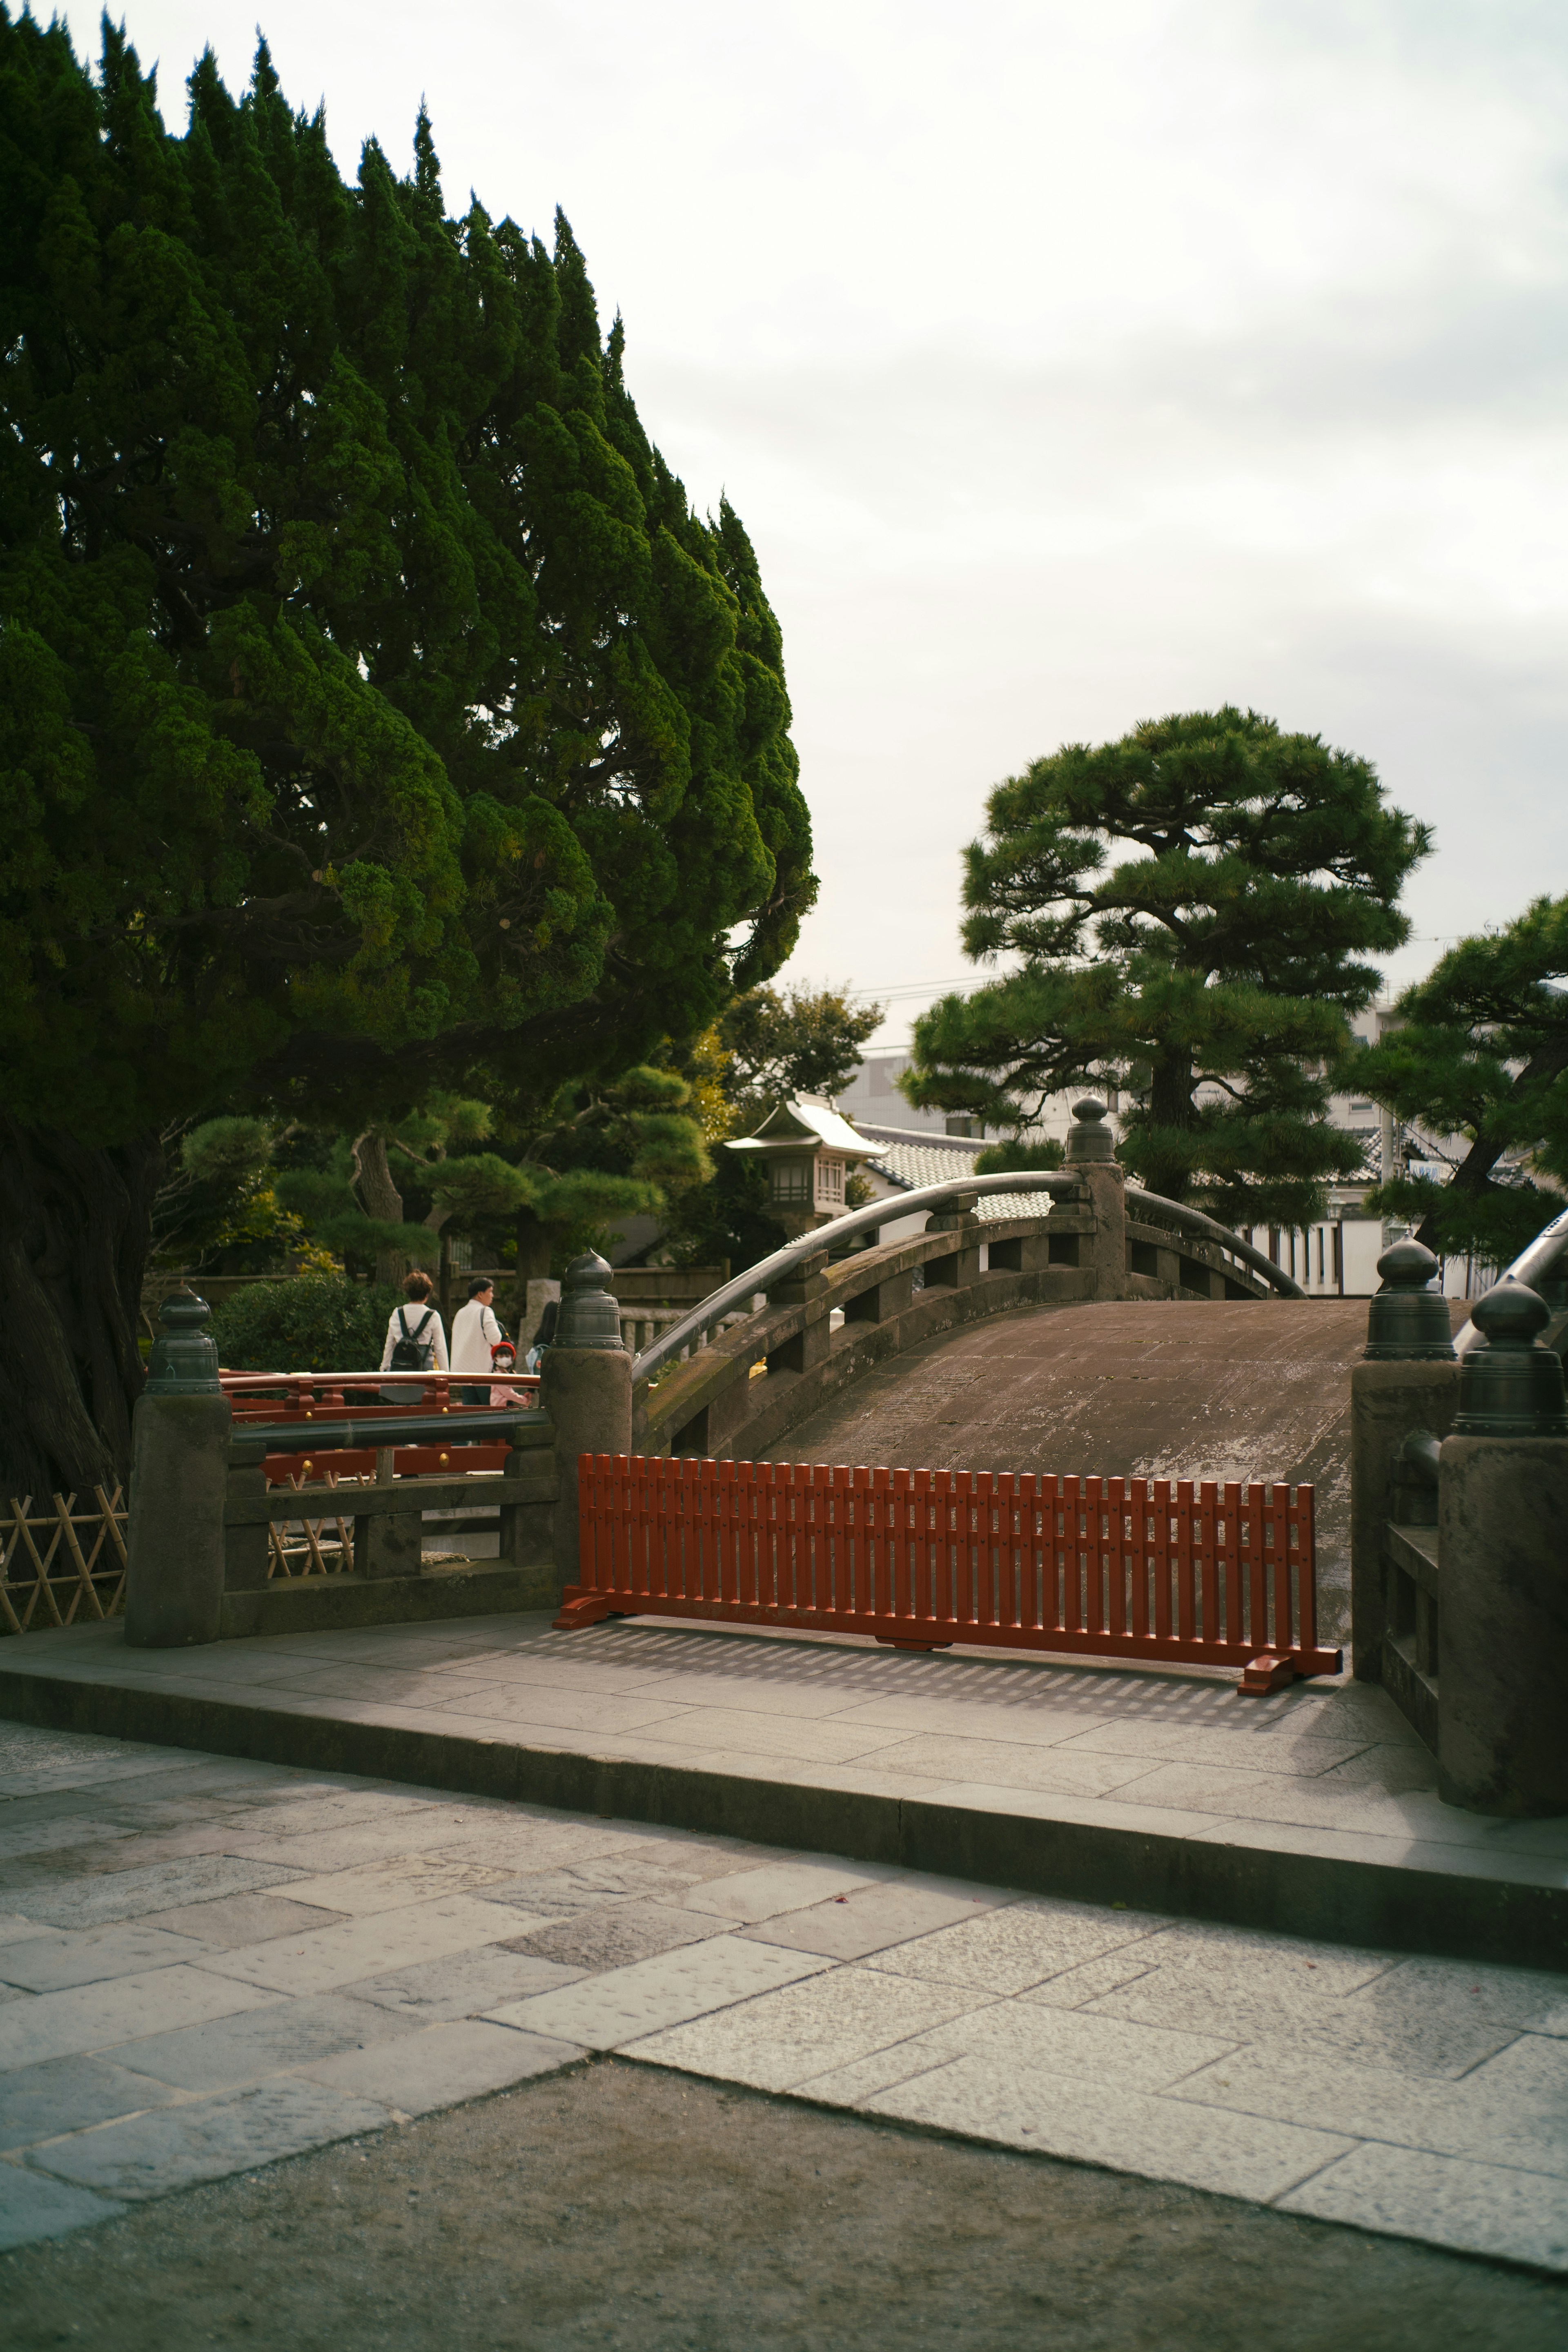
[2,1613,1564,1971]
[0,1717,1564,2276]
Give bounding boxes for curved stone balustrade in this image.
[633,1153,1301,1463]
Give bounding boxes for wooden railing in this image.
[559,1453,1339,1690]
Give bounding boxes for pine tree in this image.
[0,16,812,1491]
[904,708,1426,1226]
[1350,896,1568,1266]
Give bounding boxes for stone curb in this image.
[0,1659,1561,1975]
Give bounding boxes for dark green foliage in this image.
[1350,896,1568,1266]
[719,982,884,1120]
[0,11,811,1134]
[904,708,1426,1228]
[973,1138,1065,1176]
[207,1271,403,1371]
[662,1148,776,1276]
[0,12,811,1489]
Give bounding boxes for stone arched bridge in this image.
[628,1122,1465,1647]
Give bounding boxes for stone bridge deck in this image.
[757,1297,1466,1648]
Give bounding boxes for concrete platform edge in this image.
[0,1657,1560,1975]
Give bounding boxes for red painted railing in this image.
[556,1454,1341,1688]
[218,1369,541,1484]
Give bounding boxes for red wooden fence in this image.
[556,1454,1341,1688]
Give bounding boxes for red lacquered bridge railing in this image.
[555,1455,1341,1692]
[219,1369,543,1483]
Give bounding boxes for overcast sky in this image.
[90,1,1568,1046]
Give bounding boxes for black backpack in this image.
[389,1307,437,1372]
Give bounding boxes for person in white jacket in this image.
[449,1277,506,1403]
[378,1272,449,1372]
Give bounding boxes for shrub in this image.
[208,1275,405,1373]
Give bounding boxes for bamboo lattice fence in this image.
[1,1489,129,1633]
[0,1469,376,1633]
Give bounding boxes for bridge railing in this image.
[633,1103,1304,1464]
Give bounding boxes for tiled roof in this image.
[727,1098,877,1156]
[861,1131,1029,1223]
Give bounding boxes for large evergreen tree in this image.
[904,708,1425,1226]
[0,15,811,1492]
[1350,895,1568,1267]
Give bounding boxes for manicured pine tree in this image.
[903,708,1427,1228]
[1349,895,1568,1267]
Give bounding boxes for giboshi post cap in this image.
[1471,1276,1551,1349]
[554,1250,626,1351]
[1376,1238,1439,1290]
[1072,1098,1108,1123]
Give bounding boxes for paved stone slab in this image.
[12,1854,311,1931]
[503,1900,728,1974]
[0,1965,284,2072]
[294,2018,580,2112]
[628,1966,993,2093]
[0,1913,52,1945]
[266,1856,515,1917]
[909,1987,1238,2090]
[0,1715,1562,2272]
[27,2076,391,2199]
[683,1860,888,1923]
[1279,2140,1568,2272]
[114,1989,420,2093]
[135,1892,352,1948]
[866,2054,1357,2204]
[737,1881,990,1960]
[0,1814,139,1867]
[488,1935,830,2049]
[1079,1938,1521,2079]
[0,1922,215,1992]
[344,1946,587,2022]
[1167,2040,1568,2178]
[479,1852,733,1918]
[0,2053,182,2150]
[0,2161,127,2250]
[198,1895,539,1997]
[0,1726,195,1800]
[869,1896,1167,1998]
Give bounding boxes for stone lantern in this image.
[724,1097,877,1238]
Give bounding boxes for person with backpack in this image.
[379,1271,448,1377]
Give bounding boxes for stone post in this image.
[1349,1241,1458,1682]
[923,1195,982,1292]
[1437,1279,1568,1815]
[125,1290,232,1649]
[541,1251,632,1599]
[766,1249,830,1374]
[223,1432,270,1593]
[355,1448,423,1580]
[1064,1099,1126,1301]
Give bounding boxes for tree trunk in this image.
[514,1205,551,1332]
[352,1130,405,1286]
[0,1120,161,1497]
[1145,1054,1195,1200]
[1412,1047,1568,1254]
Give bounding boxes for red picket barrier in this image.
[555,1454,1341,1689]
